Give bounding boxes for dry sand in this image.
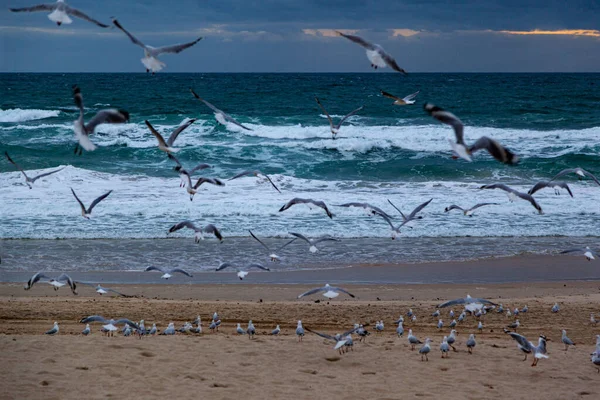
[1,281,599,400]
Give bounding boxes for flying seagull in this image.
[80,315,141,333]
[289,232,339,253]
[314,97,363,139]
[305,326,360,353]
[144,266,193,280]
[279,198,334,219]
[437,294,497,310]
[504,330,549,366]
[112,19,202,73]
[297,283,355,299]
[167,154,210,186]
[334,202,393,220]
[190,89,252,131]
[444,203,499,216]
[550,168,600,186]
[229,170,281,193]
[249,230,297,262]
[145,119,196,154]
[215,262,270,280]
[72,85,129,154]
[424,103,519,164]
[10,0,109,27]
[381,90,419,105]
[527,181,573,197]
[387,197,432,228]
[24,272,77,294]
[70,188,112,219]
[4,152,64,189]
[180,173,225,201]
[168,221,223,242]
[480,184,543,214]
[560,246,597,261]
[336,31,407,74]
[77,282,129,297]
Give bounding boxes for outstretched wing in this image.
[145,120,168,148]
[313,237,340,245]
[145,266,166,273]
[10,4,55,12]
[112,19,146,48]
[66,6,109,28]
[305,327,336,341]
[188,163,211,174]
[330,286,355,298]
[289,232,312,245]
[247,263,270,271]
[336,31,376,50]
[315,97,334,129]
[381,90,401,101]
[79,315,108,324]
[387,199,407,220]
[70,188,87,214]
[167,118,197,147]
[261,173,281,193]
[424,103,465,145]
[336,105,363,129]
[297,287,324,298]
[153,37,203,55]
[4,152,29,180]
[30,167,65,183]
[85,109,129,133]
[216,262,235,271]
[444,205,463,212]
[190,89,223,114]
[469,203,499,211]
[87,190,113,213]
[408,198,433,219]
[249,230,271,251]
[203,224,223,241]
[402,91,420,102]
[468,136,519,165]
[437,298,466,308]
[380,51,407,75]
[170,268,193,277]
[168,220,199,233]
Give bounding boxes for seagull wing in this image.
[194,177,225,189]
[247,263,270,271]
[170,268,193,277]
[512,191,543,214]
[260,173,281,193]
[315,97,334,129]
[408,198,433,219]
[85,109,129,133]
[152,37,203,55]
[505,330,532,350]
[10,4,55,12]
[469,203,499,211]
[279,198,306,212]
[29,167,65,183]
[402,91,420,102]
[445,205,464,212]
[381,90,401,101]
[202,224,223,241]
[25,272,50,289]
[168,220,199,233]
[276,237,298,251]
[560,248,587,254]
[387,199,407,220]
[437,298,466,308]
[380,51,407,75]
[230,170,254,180]
[188,163,211,174]
[223,115,252,131]
[65,6,109,28]
[289,232,312,245]
[312,237,340,245]
[297,287,325,298]
[144,266,166,273]
[190,89,223,114]
[4,152,29,180]
[167,153,183,168]
[216,262,235,271]
[113,319,141,330]
[112,19,146,48]
[79,315,109,324]
[379,214,397,230]
[336,105,363,129]
[166,118,197,146]
[479,183,513,193]
[305,327,336,341]
[70,188,87,215]
[249,230,271,251]
[424,104,465,145]
[87,190,112,213]
[145,120,168,148]
[330,286,356,298]
[336,31,376,50]
[468,136,519,165]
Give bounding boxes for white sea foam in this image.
[0,108,61,123]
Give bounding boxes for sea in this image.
[1,73,599,277]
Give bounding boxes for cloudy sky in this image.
[1,0,599,72]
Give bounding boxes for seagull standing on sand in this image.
[560,247,597,261]
[552,303,560,313]
[440,336,450,358]
[396,321,404,337]
[466,334,476,354]
[236,323,245,335]
[432,309,440,318]
[550,167,600,186]
[289,232,339,253]
[507,319,520,332]
[336,31,407,74]
[71,188,112,219]
[408,329,422,350]
[112,19,202,73]
[215,262,270,280]
[45,321,59,335]
[145,119,196,154]
[447,330,457,351]
[10,0,109,27]
[4,152,65,189]
[561,329,576,351]
[72,85,129,154]
[297,284,355,299]
[162,323,176,336]
[249,230,297,262]
[375,321,384,333]
[478,321,483,332]
[419,338,432,361]
[190,89,252,130]
[449,319,457,328]
[444,203,499,216]
[246,321,256,339]
[230,170,281,193]
[381,90,420,105]
[296,320,305,342]
[144,266,193,280]
[271,325,281,335]
[437,319,443,330]
[314,97,363,139]
[168,221,223,242]
[149,324,157,335]
[479,184,543,214]
[279,198,334,219]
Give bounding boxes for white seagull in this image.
[437,294,497,310]
[112,19,202,73]
[444,203,499,216]
[249,230,297,262]
[419,338,432,361]
[297,283,355,299]
[336,31,407,74]
[314,97,363,139]
[279,198,334,219]
[560,246,597,261]
[552,303,560,313]
[550,167,599,186]
[504,330,549,366]
[168,221,223,242]
[271,325,281,335]
[81,324,90,336]
[289,232,339,253]
[215,262,270,280]
[71,188,112,219]
[381,90,419,105]
[78,282,128,297]
[480,184,543,214]
[4,152,65,189]
[408,329,422,350]
[466,334,476,354]
[145,119,196,154]
[24,272,77,294]
[45,321,59,335]
[190,89,252,130]
[10,0,109,27]
[527,181,573,197]
[229,170,281,193]
[144,266,193,280]
[561,329,576,351]
[305,326,360,354]
[296,320,305,341]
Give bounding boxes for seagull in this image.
[591,313,598,326]
[145,119,196,154]
[336,31,407,74]
[396,321,404,337]
[179,173,225,201]
[387,197,432,228]
[72,85,129,153]
[444,203,499,216]
[4,152,65,189]
[375,320,384,333]
[496,304,504,313]
[296,320,304,342]
[161,322,176,336]
[419,338,432,361]
[314,97,363,139]
[449,310,455,318]
[561,329,575,351]
[249,230,297,262]
[440,336,450,358]
[550,167,600,186]
[592,351,600,373]
[81,324,90,336]
[504,330,549,366]
[112,19,202,73]
[507,319,520,331]
[215,262,270,280]
[45,321,59,335]
[168,221,223,242]
[479,184,543,214]
[123,325,132,337]
[144,266,193,280]
[449,319,457,328]
[80,315,140,337]
[192,315,202,325]
[209,319,221,333]
[279,198,334,219]
[447,330,457,351]
[437,294,497,310]
[148,323,157,335]
[236,323,245,335]
[289,232,339,253]
[432,309,440,318]
[424,103,519,164]
[334,202,393,219]
[408,329,422,350]
[437,319,443,330]
[24,272,77,294]
[560,247,597,261]
[513,308,520,316]
[552,303,560,313]
[478,321,483,332]
[247,320,256,339]
[406,309,414,318]
[466,334,476,354]
[458,312,466,322]
[356,323,370,342]
[190,89,251,130]
[305,326,360,354]
[527,181,573,197]
[10,0,109,27]
[229,170,281,193]
[77,282,128,297]
[70,188,112,219]
[212,312,219,321]
[521,305,529,313]
[380,90,419,105]
[271,325,281,335]
[297,283,355,299]
[167,154,210,187]
[411,315,417,323]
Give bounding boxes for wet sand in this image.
[1,281,599,400]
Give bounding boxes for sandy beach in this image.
[1,279,599,400]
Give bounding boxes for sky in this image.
[0,0,599,72]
